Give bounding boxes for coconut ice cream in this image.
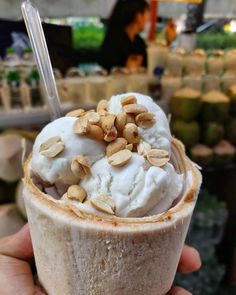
[31,116,105,187]
[24,92,202,295]
[108,93,171,152]
[78,155,183,217]
[30,93,183,218]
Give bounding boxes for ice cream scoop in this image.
[30,117,105,186]
[76,154,183,217]
[108,93,172,152]
[30,93,183,218]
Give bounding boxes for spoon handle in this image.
[21,1,61,120]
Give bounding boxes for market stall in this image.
[0,1,236,294]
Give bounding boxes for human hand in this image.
[167,245,201,295]
[0,224,46,295]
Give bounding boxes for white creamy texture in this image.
[30,117,105,186]
[80,153,183,217]
[108,93,172,152]
[30,94,184,217]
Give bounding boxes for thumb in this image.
[0,224,33,260]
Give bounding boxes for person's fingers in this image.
[0,224,33,260]
[178,245,201,274]
[34,286,47,295]
[34,276,47,295]
[0,254,35,295]
[167,286,192,295]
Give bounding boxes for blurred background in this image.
[0,1,236,294]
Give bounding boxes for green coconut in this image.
[201,90,230,123]
[190,144,214,167]
[171,119,200,149]
[225,117,236,145]
[213,140,235,166]
[228,84,236,115]
[202,122,224,147]
[170,87,201,122]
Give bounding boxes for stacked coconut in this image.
[0,130,36,237]
[170,88,235,168]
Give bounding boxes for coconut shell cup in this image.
[23,139,202,295]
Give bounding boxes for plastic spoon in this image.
[21,0,61,120]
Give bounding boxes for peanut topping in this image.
[126,144,133,151]
[121,95,137,106]
[90,195,115,215]
[106,138,128,157]
[61,193,68,201]
[87,125,104,141]
[108,149,132,167]
[40,136,64,158]
[146,149,170,168]
[66,109,85,118]
[101,114,116,132]
[73,116,89,135]
[84,199,92,205]
[71,155,92,179]
[104,126,118,142]
[67,185,87,202]
[98,195,115,211]
[123,123,140,144]
[123,104,148,115]
[125,114,136,124]
[97,99,108,113]
[137,140,151,156]
[135,112,156,129]
[98,110,108,117]
[115,112,127,131]
[85,111,101,124]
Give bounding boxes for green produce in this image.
[171,120,200,149]
[23,48,33,54]
[228,84,236,115]
[201,91,230,122]
[213,140,235,166]
[6,47,15,54]
[202,122,224,146]
[7,70,20,85]
[190,144,214,167]
[225,117,236,145]
[170,87,201,122]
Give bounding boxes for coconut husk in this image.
[0,134,33,182]
[23,138,201,295]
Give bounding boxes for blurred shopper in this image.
[166,18,177,46]
[99,0,150,71]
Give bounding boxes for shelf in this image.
[0,103,73,129]
[0,102,96,129]
[0,98,167,129]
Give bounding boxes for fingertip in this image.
[16,223,31,245]
[186,246,202,270]
[178,245,201,274]
[17,223,30,237]
[168,286,192,295]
